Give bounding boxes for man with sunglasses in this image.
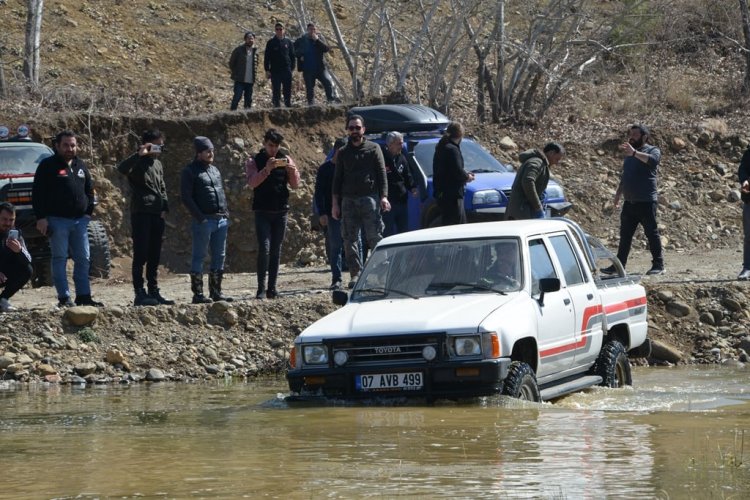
[264,22,296,108]
[332,114,390,288]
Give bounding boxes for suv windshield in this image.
[0,143,53,175]
[412,139,511,177]
[352,238,522,300]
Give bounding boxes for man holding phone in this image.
[0,202,32,312]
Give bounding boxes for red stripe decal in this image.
[604,296,647,314]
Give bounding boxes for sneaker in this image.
[256,288,266,300]
[266,289,279,299]
[600,265,617,275]
[329,280,343,290]
[75,295,104,307]
[645,266,665,276]
[0,297,15,312]
[57,297,75,308]
[738,269,750,280]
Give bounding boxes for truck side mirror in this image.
[538,277,560,306]
[332,290,349,306]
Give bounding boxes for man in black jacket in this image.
[180,136,232,304]
[332,114,390,288]
[294,23,335,105]
[738,147,750,280]
[432,122,474,225]
[0,203,32,312]
[382,131,417,236]
[32,130,103,308]
[117,129,173,306]
[264,23,296,108]
[228,32,259,110]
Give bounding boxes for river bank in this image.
[1,249,749,386]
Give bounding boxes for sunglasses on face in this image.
[275,28,283,31]
[348,126,362,131]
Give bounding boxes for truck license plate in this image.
[356,372,423,392]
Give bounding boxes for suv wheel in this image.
[88,220,111,279]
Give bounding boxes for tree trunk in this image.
[23,0,44,87]
[740,0,750,94]
[322,0,356,100]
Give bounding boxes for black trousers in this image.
[0,248,32,299]
[617,201,663,268]
[270,69,293,107]
[131,212,165,290]
[438,197,467,226]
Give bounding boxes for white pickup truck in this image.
[287,219,649,402]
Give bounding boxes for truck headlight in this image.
[544,184,564,200]
[454,336,481,356]
[303,345,328,365]
[472,190,501,205]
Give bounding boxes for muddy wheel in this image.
[87,220,111,279]
[501,361,540,401]
[420,201,442,228]
[593,340,632,388]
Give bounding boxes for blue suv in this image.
[326,104,570,230]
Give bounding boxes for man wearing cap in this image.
[506,142,565,220]
[264,22,296,108]
[315,138,347,289]
[293,22,336,105]
[604,123,664,276]
[180,136,233,303]
[229,31,259,111]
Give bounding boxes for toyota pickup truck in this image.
[287,219,649,402]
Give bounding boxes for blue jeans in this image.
[190,217,228,274]
[254,211,288,291]
[48,216,90,299]
[230,81,254,110]
[325,217,344,283]
[382,202,409,237]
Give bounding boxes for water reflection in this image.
[0,367,748,499]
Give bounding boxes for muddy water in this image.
[1,366,748,499]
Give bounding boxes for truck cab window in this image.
[549,234,585,286]
[529,239,557,295]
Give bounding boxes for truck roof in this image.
[378,219,576,246]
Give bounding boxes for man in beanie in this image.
[180,136,233,303]
[228,31,259,110]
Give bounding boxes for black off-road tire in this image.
[87,220,111,279]
[31,256,52,288]
[501,361,541,401]
[420,200,442,229]
[592,340,632,388]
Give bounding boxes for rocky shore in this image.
[1,253,748,388]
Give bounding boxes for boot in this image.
[209,271,233,302]
[148,286,175,305]
[75,295,104,307]
[134,288,158,306]
[190,273,212,304]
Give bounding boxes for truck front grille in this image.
[329,334,444,366]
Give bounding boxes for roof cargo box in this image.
[348,104,450,134]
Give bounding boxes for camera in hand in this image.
[8,229,19,240]
[150,144,163,153]
[275,157,289,167]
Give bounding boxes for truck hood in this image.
[299,293,518,342]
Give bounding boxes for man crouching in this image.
[0,202,32,312]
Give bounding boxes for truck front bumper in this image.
[287,358,512,400]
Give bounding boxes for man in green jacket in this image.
[506,142,565,220]
[117,129,173,306]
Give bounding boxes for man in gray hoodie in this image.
[506,142,565,220]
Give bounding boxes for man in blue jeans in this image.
[180,136,233,303]
[32,130,103,308]
[315,139,346,289]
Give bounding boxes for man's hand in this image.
[742,180,750,193]
[36,218,48,236]
[266,71,272,80]
[0,272,6,285]
[380,197,391,213]
[411,189,419,198]
[332,205,341,220]
[467,173,476,182]
[620,142,636,157]
[319,214,328,227]
[138,144,151,156]
[5,238,21,253]
[533,209,545,219]
[613,192,621,210]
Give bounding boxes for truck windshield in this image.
[412,139,511,177]
[0,143,53,175]
[352,238,522,300]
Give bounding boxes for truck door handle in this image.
[587,293,594,300]
[564,298,571,305]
